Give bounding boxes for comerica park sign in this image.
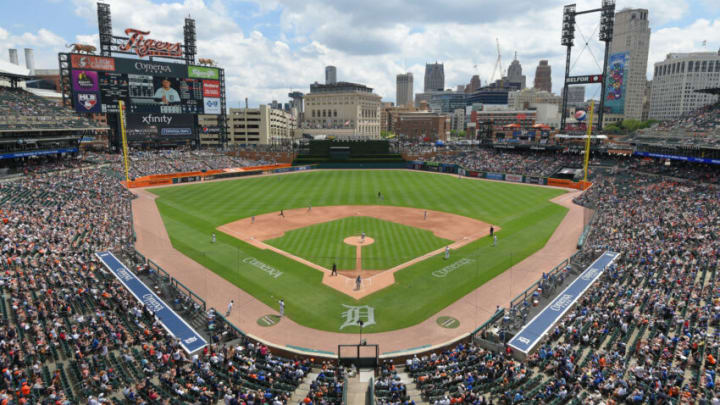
[118,28,183,59]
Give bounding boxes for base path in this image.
[217,205,494,299]
[131,172,587,356]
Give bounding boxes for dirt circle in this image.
[343,236,375,246]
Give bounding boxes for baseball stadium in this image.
[1,1,720,405]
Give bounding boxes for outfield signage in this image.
[634,151,720,165]
[95,251,207,353]
[486,172,504,181]
[566,74,603,84]
[189,66,219,80]
[0,148,78,160]
[505,174,523,183]
[508,251,620,354]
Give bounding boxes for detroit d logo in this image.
[339,305,376,330]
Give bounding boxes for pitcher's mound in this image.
[344,236,375,246]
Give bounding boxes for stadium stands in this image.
[0,96,718,403]
[0,87,104,133]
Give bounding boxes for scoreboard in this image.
[68,54,223,141]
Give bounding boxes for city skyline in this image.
[0,0,719,106]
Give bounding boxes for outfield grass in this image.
[266,216,452,270]
[150,170,568,333]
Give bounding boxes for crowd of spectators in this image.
[122,149,276,179]
[0,88,102,131]
[0,134,719,403]
[0,160,326,403]
[403,161,720,404]
[654,102,720,134]
[428,149,582,177]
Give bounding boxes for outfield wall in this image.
[407,161,592,190]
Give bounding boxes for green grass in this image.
[150,170,568,333]
[266,216,452,270]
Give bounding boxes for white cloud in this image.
[2,0,716,106]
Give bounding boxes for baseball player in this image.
[424,210,428,220]
[211,233,216,244]
[493,235,497,247]
[444,246,450,260]
[279,209,285,218]
[278,299,285,317]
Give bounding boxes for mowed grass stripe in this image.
[151,170,568,332]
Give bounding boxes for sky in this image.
[1,0,719,107]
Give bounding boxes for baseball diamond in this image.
[141,169,569,333]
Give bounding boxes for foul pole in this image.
[117,100,130,184]
[583,101,594,182]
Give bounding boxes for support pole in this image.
[560,45,572,131]
[597,40,611,131]
[583,101,594,182]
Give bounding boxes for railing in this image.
[509,257,569,311]
[342,375,349,405]
[367,376,375,405]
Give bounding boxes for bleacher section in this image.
[0,87,106,132]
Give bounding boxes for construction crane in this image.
[488,38,504,87]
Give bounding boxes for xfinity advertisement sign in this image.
[126,113,195,140]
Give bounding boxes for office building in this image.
[608,8,651,120]
[396,73,414,107]
[302,81,381,139]
[451,108,466,133]
[566,86,585,107]
[468,75,482,93]
[429,91,467,114]
[424,62,444,92]
[288,91,304,115]
[649,52,720,120]
[325,66,337,85]
[506,54,526,89]
[509,88,562,110]
[534,60,552,92]
[228,105,296,145]
[394,112,449,141]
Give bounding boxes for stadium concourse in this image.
[0,130,718,403]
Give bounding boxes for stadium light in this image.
[561,4,576,47]
[599,0,615,42]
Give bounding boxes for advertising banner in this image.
[524,176,545,185]
[203,97,221,114]
[505,174,523,182]
[605,52,628,115]
[74,92,102,113]
[634,151,720,165]
[114,58,187,77]
[485,172,504,181]
[71,70,99,92]
[126,113,195,139]
[71,54,116,71]
[202,80,221,97]
[467,171,480,178]
[188,66,219,80]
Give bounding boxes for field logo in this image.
[242,257,283,278]
[432,258,474,278]
[340,305,375,330]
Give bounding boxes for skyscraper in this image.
[396,73,414,107]
[468,75,481,93]
[608,8,651,120]
[649,53,720,120]
[325,66,337,85]
[506,53,526,89]
[424,63,444,92]
[534,60,552,92]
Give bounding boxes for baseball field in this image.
[149,170,568,333]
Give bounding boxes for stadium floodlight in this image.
[561,4,576,47]
[599,0,615,42]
